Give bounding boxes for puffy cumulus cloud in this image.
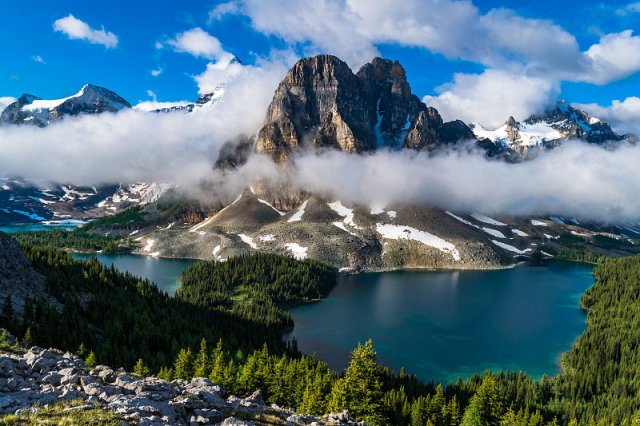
[166,28,228,60]
[150,68,163,77]
[31,55,46,64]
[253,144,640,223]
[0,96,16,111]
[424,69,559,128]
[574,97,640,135]
[53,14,118,48]
[579,31,640,84]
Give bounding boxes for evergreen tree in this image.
[194,338,210,378]
[133,358,151,376]
[85,351,98,369]
[209,339,226,385]
[173,348,194,379]
[328,377,349,413]
[342,340,385,425]
[22,327,33,348]
[461,376,502,426]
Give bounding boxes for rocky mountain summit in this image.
[146,87,226,114]
[471,101,636,159]
[0,346,366,425]
[0,84,131,127]
[255,55,475,165]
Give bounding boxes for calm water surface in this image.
[72,253,198,294]
[288,262,593,384]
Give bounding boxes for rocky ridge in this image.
[0,346,365,426]
[471,101,636,159]
[0,232,52,315]
[255,55,475,165]
[0,84,131,127]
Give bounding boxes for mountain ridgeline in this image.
[255,55,475,165]
[0,84,131,127]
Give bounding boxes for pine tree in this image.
[342,340,385,425]
[328,377,349,413]
[85,351,98,369]
[209,339,226,385]
[173,348,194,379]
[76,343,87,357]
[22,327,33,348]
[461,376,502,426]
[194,338,210,378]
[134,358,151,376]
[0,329,9,348]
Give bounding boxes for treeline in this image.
[11,229,133,254]
[176,253,337,330]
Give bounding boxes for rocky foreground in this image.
[0,347,365,425]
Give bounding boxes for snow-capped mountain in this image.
[471,102,636,159]
[0,178,171,225]
[0,84,131,127]
[137,86,225,114]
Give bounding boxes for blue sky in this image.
[1,0,639,128]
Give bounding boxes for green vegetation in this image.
[4,236,640,425]
[1,246,295,372]
[0,399,126,425]
[11,229,133,254]
[176,253,337,329]
[82,206,146,231]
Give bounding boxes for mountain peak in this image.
[0,84,131,127]
[255,55,474,164]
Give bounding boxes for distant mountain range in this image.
[1,54,638,271]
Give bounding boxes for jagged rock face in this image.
[256,55,475,164]
[471,102,637,160]
[256,55,375,164]
[0,233,50,315]
[0,84,131,127]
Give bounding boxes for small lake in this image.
[288,262,593,384]
[72,253,198,294]
[60,251,593,385]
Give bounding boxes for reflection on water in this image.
[289,263,594,384]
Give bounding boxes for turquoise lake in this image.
[288,262,593,384]
[64,252,592,385]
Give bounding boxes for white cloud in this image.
[150,68,163,77]
[0,96,16,111]
[0,51,292,187]
[31,55,46,64]
[53,14,118,48]
[276,144,640,223]
[574,97,640,135]
[424,69,559,128]
[579,31,640,84]
[208,1,240,22]
[167,28,227,59]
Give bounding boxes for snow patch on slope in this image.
[375,223,460,261]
